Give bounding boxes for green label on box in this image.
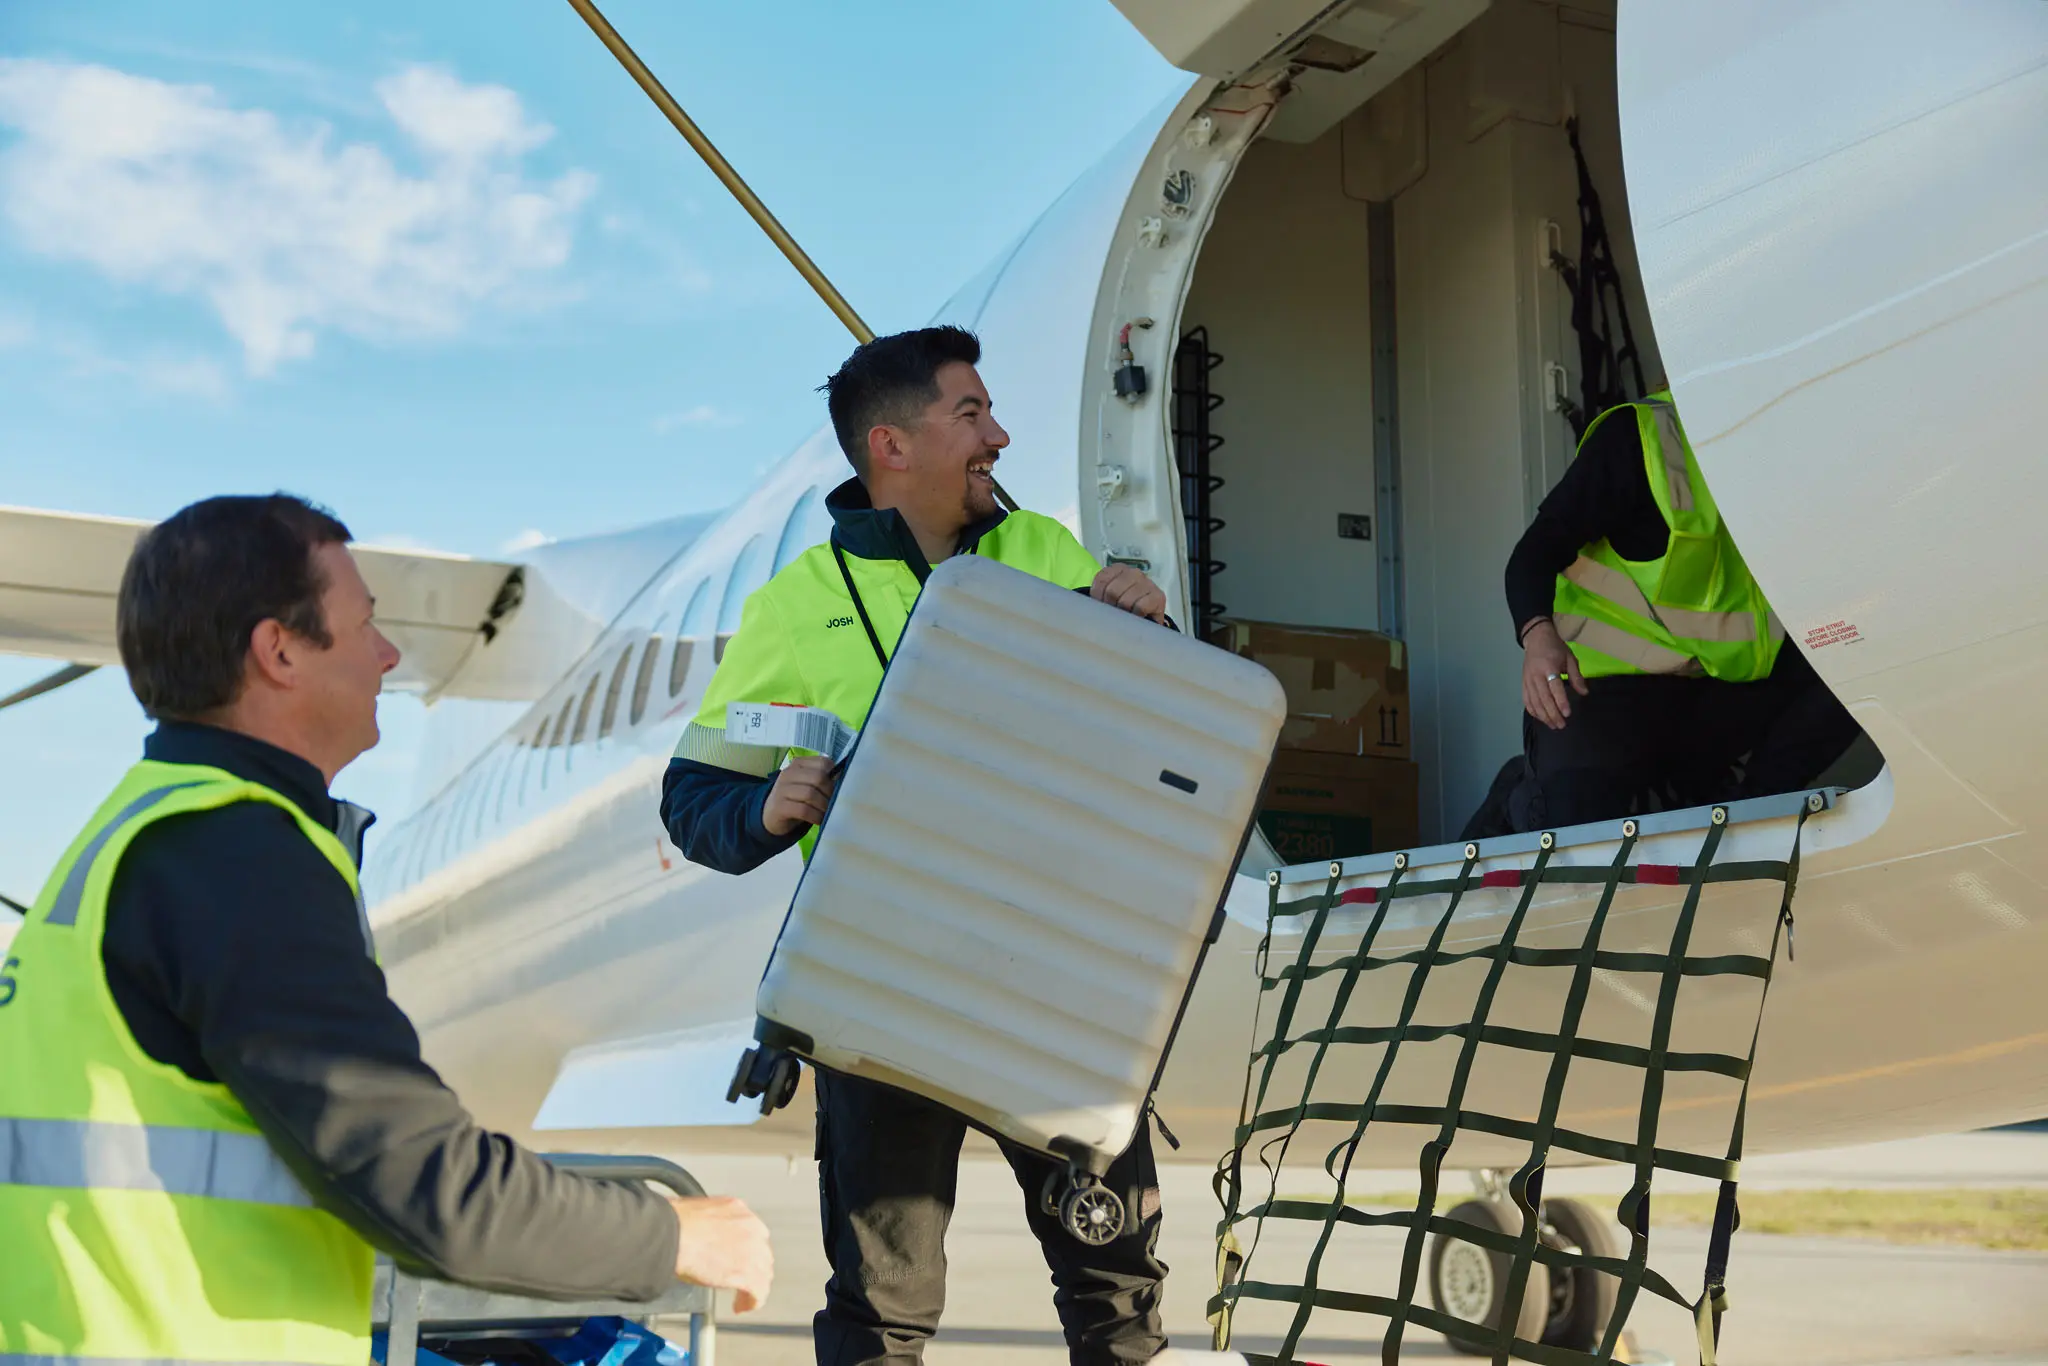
[1257,810,1376,865]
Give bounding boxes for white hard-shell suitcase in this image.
[729,555,1286,1242]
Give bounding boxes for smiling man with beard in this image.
[661,325,1175,1366]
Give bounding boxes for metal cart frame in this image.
[371,1154,717,1366]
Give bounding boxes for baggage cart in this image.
[372,1154,717,1366]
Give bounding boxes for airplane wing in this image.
[0,505,522,701]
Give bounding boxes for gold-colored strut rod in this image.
[564,0,1019,510]
[563,0,873,345]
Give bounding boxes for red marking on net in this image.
[1636,864,1683,885]
[1337,887,1379,905]
[1482,869,1523,888]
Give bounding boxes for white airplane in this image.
[4,0,2045,1302]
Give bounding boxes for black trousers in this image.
[811,1071,1168,1366]
[1526,646,1863,829]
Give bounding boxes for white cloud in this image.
[133,354,230,400]
[653,404,742,433]
[500,528,550,554]
[0,59,596,374]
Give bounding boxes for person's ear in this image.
[868,423,913,474]
[246,618,296,691]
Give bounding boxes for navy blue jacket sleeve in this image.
[661,758,805,875]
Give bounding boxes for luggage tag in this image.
[725,701,859,765]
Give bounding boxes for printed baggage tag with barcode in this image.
[726,702,858,763]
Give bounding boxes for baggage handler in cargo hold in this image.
[0,496,771,1366]
[1507,390,1863,827]
[661,326,1177,1366]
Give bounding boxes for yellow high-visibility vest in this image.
[0,760,376,1366]
[1551,391,1784,680]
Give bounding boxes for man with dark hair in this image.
[662,327,1174,1366]
[0,494,771,1366]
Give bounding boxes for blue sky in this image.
[0,0,1185,904]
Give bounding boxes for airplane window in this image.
[543,695,574,787]
[773,486,825,570]
[712,534,773,668]
[569,672,601,749]
[672,578,714,697]
[510,721,546,813]
[631,633,664,726]
[468,746,507,842]
[669,638,696,699]
[598,643,634,741]
[718,534,771,633]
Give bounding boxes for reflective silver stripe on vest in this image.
[1562,555,1653,616]
[1566,555,1756,645]
[0,1117,313,1209]
[1554,614,1704,676]
[45,783,211,927]
[1653,604,1759,643]
[1644,400,1694,514]
[1766,610,1786,644]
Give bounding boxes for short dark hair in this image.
[117,493,353,720]
[820,325,982,475]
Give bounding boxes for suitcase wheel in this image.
[726,1048,761,1105]
[1059,1179,1126,1246]
[727,1047,803,1116]
[763,1053,802,1115]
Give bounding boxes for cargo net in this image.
[1211,801,1817,1366]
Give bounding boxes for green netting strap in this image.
[1226,1280,1694,1366]
[1222,1103,1739,1185]
[1267,858,1791,919]
[1226,1195,1691,1305]
[1271,849,1485,1363]
[1599,813,1730,1362]
[1214,807,1808,1365]
[1255,1021,1754,1080]
[1375,839,1556,1366]
[1690,803,1811,1365]
[1214,859,1408,1304]
[1266,944,1774,988]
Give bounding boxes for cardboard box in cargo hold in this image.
[1218,620,1408,759]
[1256,751,1420,866]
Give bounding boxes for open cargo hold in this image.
[1127,0,1873,852]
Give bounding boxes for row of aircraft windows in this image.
[387,486,829,889]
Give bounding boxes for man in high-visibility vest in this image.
[661,326,1175,1366]
[0,494,772,1366]
[1508,390,1863,827]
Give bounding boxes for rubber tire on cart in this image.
[1429,1199,1551,1356]
[1540,1198,1622,1352]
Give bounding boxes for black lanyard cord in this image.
[832,540,892,672]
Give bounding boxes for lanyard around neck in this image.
[832,541,892,672]
[830,539,979,674]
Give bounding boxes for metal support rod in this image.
[564,0,1020,512]
[564,0,873,344]
[0,662,98,714]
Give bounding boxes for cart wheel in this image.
[1060,1182,1125,1245]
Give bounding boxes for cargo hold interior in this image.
[1166,0,1881,852]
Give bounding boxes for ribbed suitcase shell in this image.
[755,555,1286,1166]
